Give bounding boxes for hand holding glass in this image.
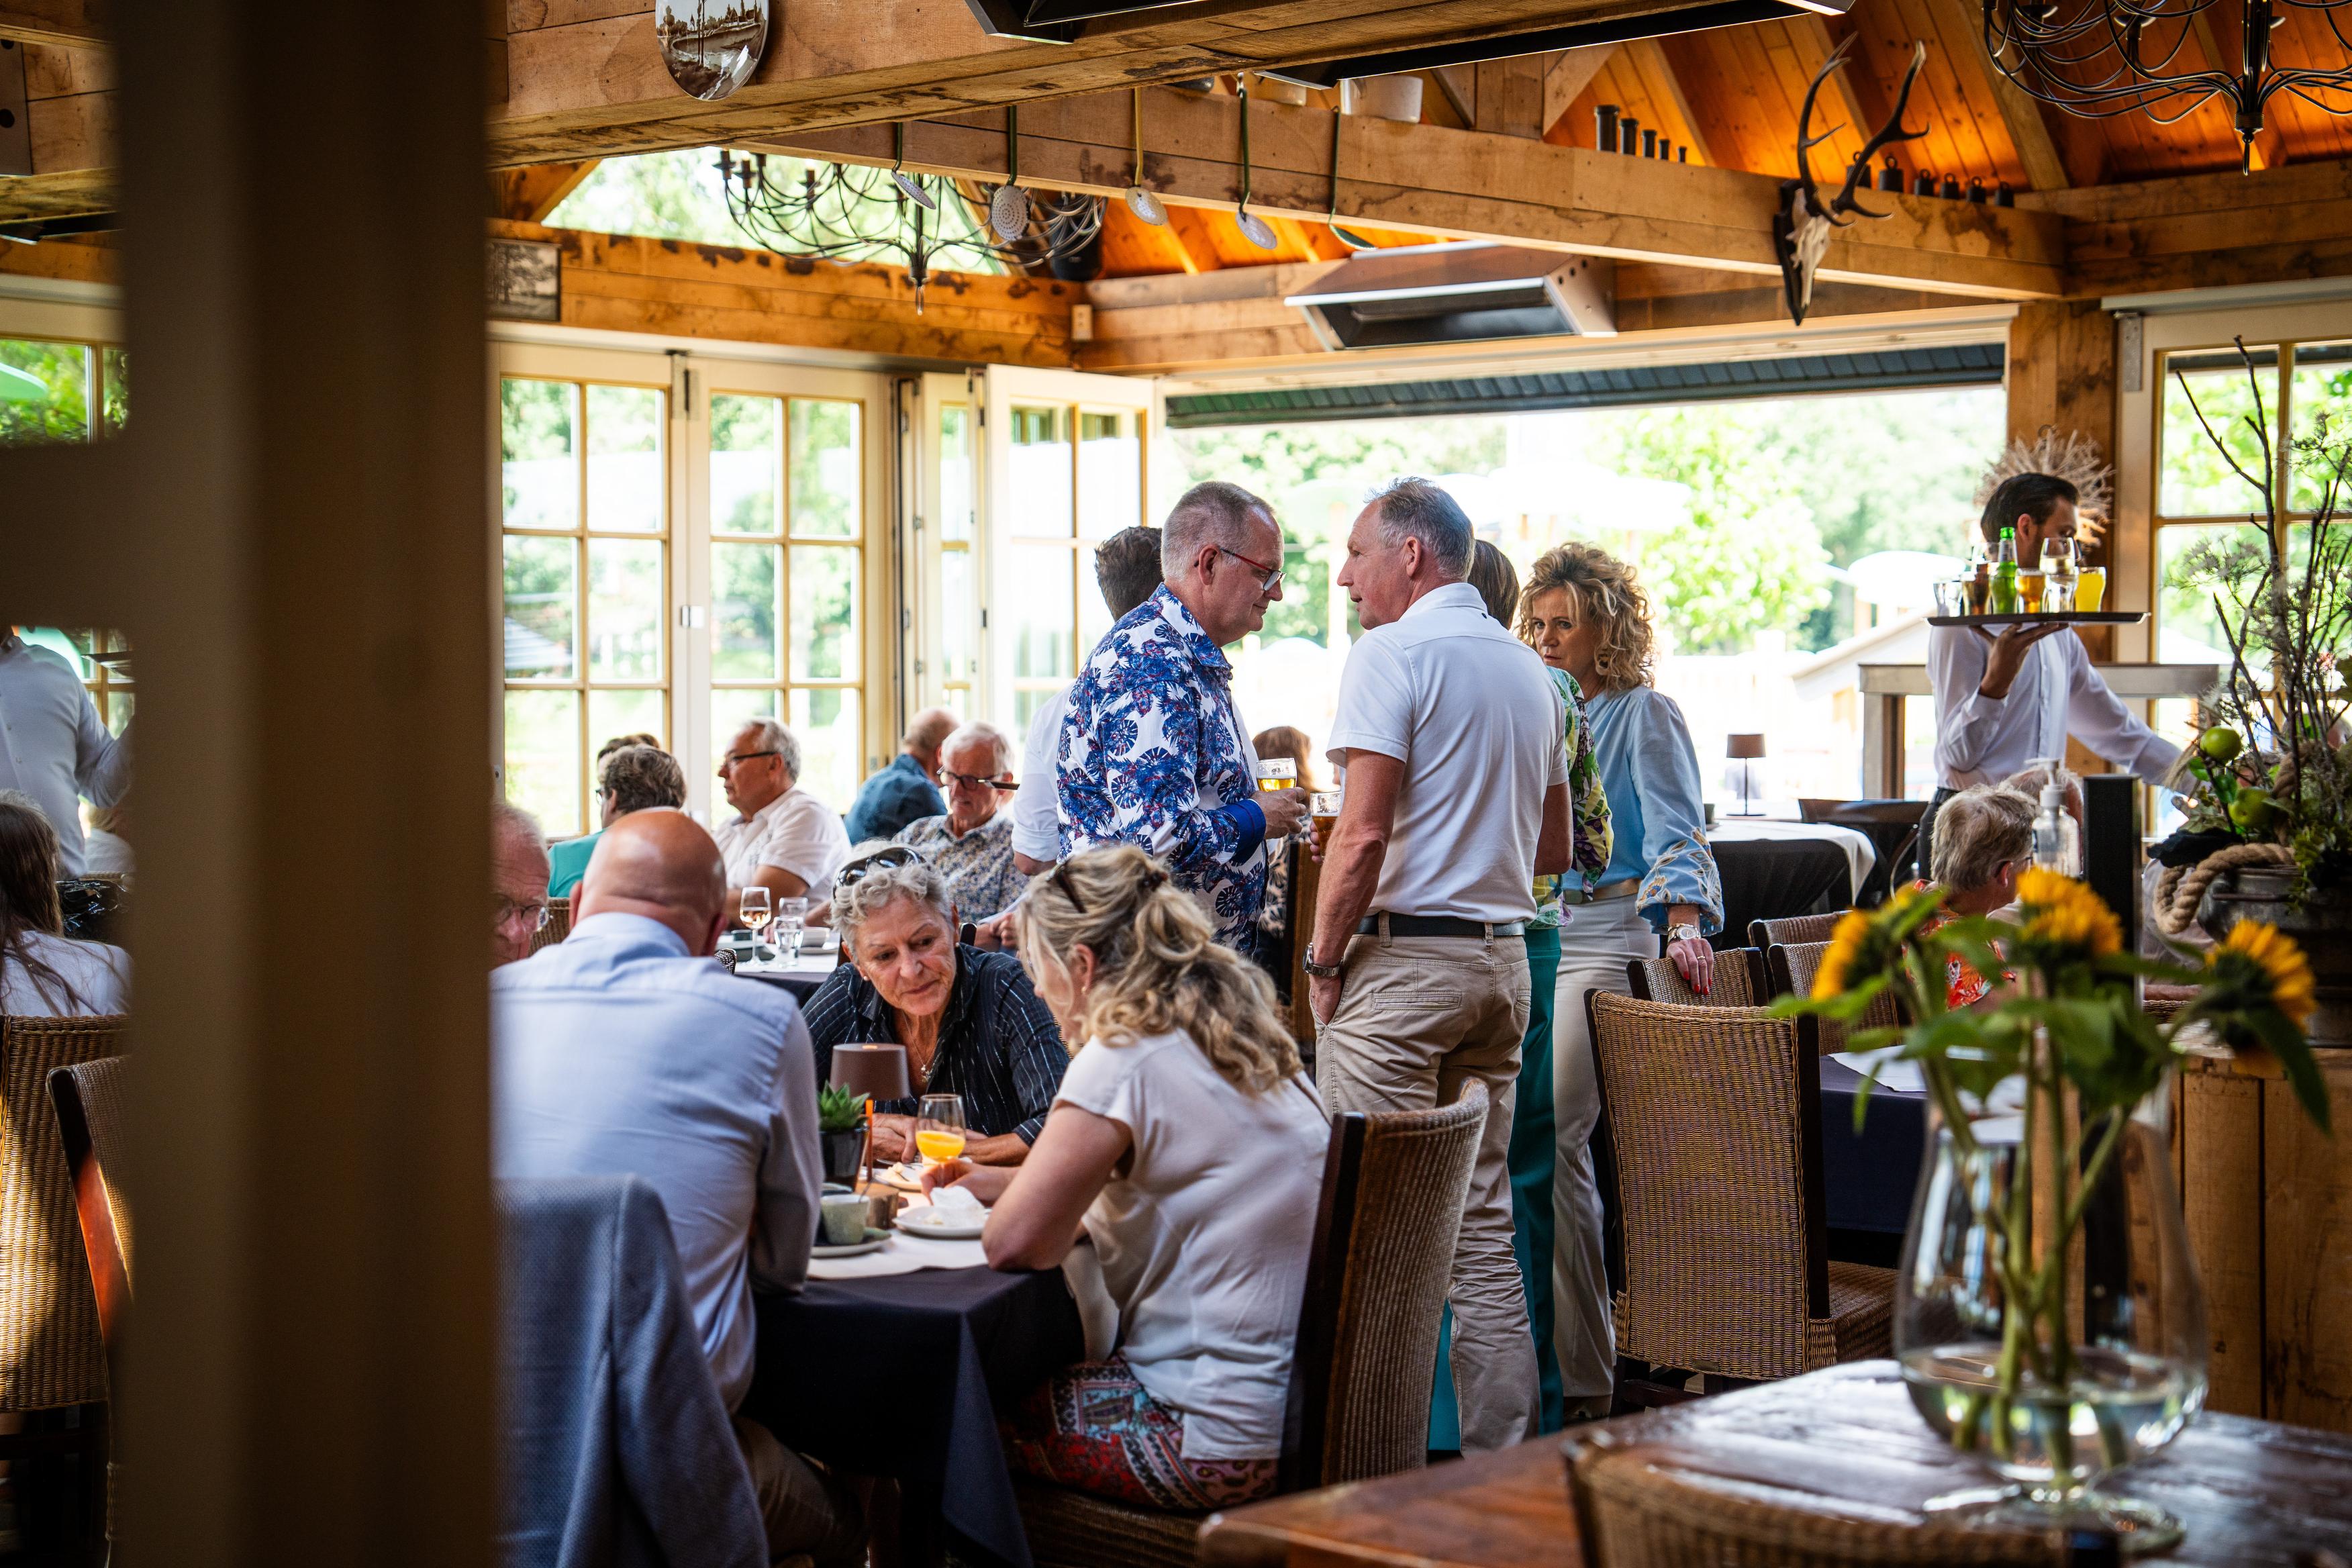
[914,1094,967,1165]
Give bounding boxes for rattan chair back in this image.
[1,1014,129,1411]
[1567,1432,2088,1566]
[1626,949,1765,1008]
[531,896,571,954]
[49,1056,132,1372]
[1766,940,1902,1054]
[1586,993,1834,1383]
[1748,911,1845,953]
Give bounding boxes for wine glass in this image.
[914,1093,967,1167]
[738,887,771,954]
[775,896,808,961]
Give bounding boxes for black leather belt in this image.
[1357,915,1528,939]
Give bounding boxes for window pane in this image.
[711,393,781,535]
[1081,559,1116,659]
[588,538,665,681]
[101,689,133,737]
[506,689,583,838]
[789,544,859,681]
[712,541,780,680]
[2160,348,2275,518]
[1009,404,1073,538]
[588,689,667,758]
[501,378,579,532]
[504,534,577,679]
[2157,523,2273,667]
[1013,685,1068,754]
[712,687,782,783]
[1077,408,1140,540]
[587,384,665,533]
[100,347,129,438]
[790,399,860,538]
[1,338,92,445]
[939,404,975,543]
[941,547,977,682]
[790,687,863,812]
[2290,342,2352,513]
[1010,542,1075,679]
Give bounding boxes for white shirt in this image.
[493,913,822,1410]
[1928,626,2182,790]
[0,634,132,877]
[1,930,132,1016]
[1012,684,1073,865]
[712,786,850,893]
[81,828,134,875]
[1055,1028,1330,1459]
[1325,582,1569,924]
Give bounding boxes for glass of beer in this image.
[1309,789,1342,848]
[2018,568,2046,610]
[914,1094,967,1165]
[1255,758,1296,790]
[2076,567,2108,611]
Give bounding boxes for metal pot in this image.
[2199,863,2352,1046]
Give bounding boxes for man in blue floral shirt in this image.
[1057,482,1310,953]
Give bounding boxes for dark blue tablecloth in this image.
[1819,1057,1928,1238]
[743,1265,1082,1568]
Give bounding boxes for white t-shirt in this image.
[1,930,131,1016]
[1055,1028,1329,1459]
[712,787,850,893]
[1325,581,1568,924]
[1012,684,1073,865]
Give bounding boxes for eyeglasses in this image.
[940,769,1019,791]
[496,895,551,933]
[835,844,923,888]
[719,749,781,771]
[1215,544,1284,593]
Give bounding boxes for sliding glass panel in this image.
[789,687,863,815]
[939,404,976,543]
[1077,409,1141,540]
[712,542,780,681]
[1009,542,1075,681]
[587,688,667,756]
[1008,404,1073,537]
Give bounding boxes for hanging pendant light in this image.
[1233,78,1279,251]
[1324,107,1377,251]
[891,121,935,209]
[991,105,1032,240]
[1124,89,1168,225]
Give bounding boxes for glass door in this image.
[903,371,985,721]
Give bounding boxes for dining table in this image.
[1817,1054,1930,1263]
[730,946,842,1003]
[1707,818,1877,950]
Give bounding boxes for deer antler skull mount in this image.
[1773,38,1928,325]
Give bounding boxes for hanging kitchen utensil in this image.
[1124,89,1167,226]
[990,106,1031,241]
[1322,107,1377,251]
[1232,78,1279,250]
[891,121,935,209]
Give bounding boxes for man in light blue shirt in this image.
[493,809,859,1564]
[0,629,131,877]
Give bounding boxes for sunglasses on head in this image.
[835,845,923,889]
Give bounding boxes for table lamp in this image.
[830,1044,911,1192]
[1727,734,1766,818]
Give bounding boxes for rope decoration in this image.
[2153,842,2295,937]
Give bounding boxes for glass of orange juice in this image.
[2075,567,2108,612]
[914,1093,967,1164]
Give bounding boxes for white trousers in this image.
[1550,895,1657,1411]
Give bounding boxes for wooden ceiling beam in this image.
[1624,36,1714,164]
[490,159,599,223]
[1916,0,2070,191]
[0,0,103,47]
[1473,53,1549,138]
[1542,44,1618,140]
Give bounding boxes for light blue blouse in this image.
[1583,685,1726,936]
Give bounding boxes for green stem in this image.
[2043,1045,2074,1391]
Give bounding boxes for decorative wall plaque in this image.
[656,0,769,101]
[487,238,560,323]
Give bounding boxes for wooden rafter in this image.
[491,160,600,224]
[1542,44,1618,140]
[1625,37,1716,165]
[1916,0,2069,190]
[0,0,101,47]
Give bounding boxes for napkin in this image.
[930,1184,985,1216]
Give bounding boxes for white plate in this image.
[895,1212,986,1241]
[813,1230,889,1258]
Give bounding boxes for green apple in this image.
[2228,787,2276,834]
[2198,726,2244,763]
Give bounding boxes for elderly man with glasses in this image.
[890,720,1025,922]
[713,717,851,915]
[492,798,554,967]
[1057,482,1309,955]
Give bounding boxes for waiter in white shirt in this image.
[0,627,132,878]
[1924,475,2181,870]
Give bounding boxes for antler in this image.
[1794,38,1930,228]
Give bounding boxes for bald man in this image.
[492,811,863,1565]
[844,705,957,844]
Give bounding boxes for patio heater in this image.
[1728,734,1767,818]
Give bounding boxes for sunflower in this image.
[2208,920,2316,1028]
[1811,908,1877,999]
[2014,868,2123,959]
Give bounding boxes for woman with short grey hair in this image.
[1918,783,2036,1010]
[799,844,1065,1165]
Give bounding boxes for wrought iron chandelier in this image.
[715,115,1105,311]
[1979,0,2352,170]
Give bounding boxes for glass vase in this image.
[1894,1089,2207,1554]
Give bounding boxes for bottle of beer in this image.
[1990,526,2020,614]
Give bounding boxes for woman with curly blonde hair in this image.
[925,845,1328,1513]
[1516,542,1722,1421]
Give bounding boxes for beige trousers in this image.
[733,1414,867,1567]
[1316,927,1537,1453]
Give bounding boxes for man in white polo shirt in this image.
[712,717,851,912]
[1305,479,1573,1451]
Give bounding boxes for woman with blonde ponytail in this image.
[924,844,1329,1512]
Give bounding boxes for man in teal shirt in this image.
[548,739,688,898]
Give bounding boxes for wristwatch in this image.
[1302,942,1344,979]
[1666,922,1704,947]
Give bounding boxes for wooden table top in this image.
[1199,1361,2352,1568]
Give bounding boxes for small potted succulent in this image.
[818,1083,869,1185]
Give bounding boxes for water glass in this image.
[775,896,807,960]
[1932,578,1969,618]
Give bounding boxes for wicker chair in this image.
[48,1057,132,1356]
[1014,1081,1491,1568]
[1566,1430,2098,1567]
[1765,940,1904,1055]
[2,1015,128,1559]
[1585,993,1892,1402]
[1625,948,1765,1008]
[1747,910,1845,953]
[530,896,571,954]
